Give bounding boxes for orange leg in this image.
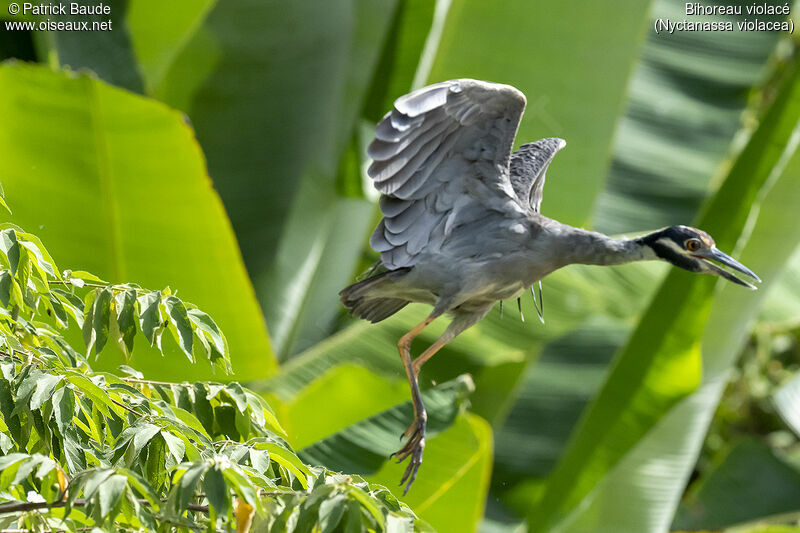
[393,307,491,494]
[398,336,454,441]
[393,314,437,495]
[397,316,434,417]
[393,337,455,445]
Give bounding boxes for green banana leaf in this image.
[0,62,275,380]
[674,439,800,530]
[428,0,654,227]
[5,1,394,359]
[367,413,493,533]
[491,320,628,485]
[773,371,800,440]
[265,366,489,533]
[126,0,217,96]
[488,4,790,525]
[593,0,785,234]
[760,247,800,323]
[725,525,800,533]
[47,4,144,93]
[361,0,439,122]
[513,56,800,533]
[149,0,404,359]
[296,374,474,475]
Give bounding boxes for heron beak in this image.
[693,248,761,290]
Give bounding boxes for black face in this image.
[638,225,714,270]
[637,225,760,289]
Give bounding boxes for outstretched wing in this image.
[367,79,527,270]
[509,137,566,213]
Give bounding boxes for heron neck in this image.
[556,225,656,267]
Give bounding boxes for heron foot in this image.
[391,414,426,495]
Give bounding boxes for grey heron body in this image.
[339,79,760,494]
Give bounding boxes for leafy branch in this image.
[0,224,232,373]
[0,219,432,532]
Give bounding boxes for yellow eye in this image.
[686,239,701,252]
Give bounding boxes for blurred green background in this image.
[2,0,800,531]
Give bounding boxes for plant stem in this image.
[0,349,38,363]
[0,498,209,515]
[47,280,107,289]
[110,397,140,415]
[122,377,192,387]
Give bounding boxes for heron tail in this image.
[340,270,409,323]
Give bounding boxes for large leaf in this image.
[491,321,627,486]
[262,0,445,359]
[146,0,426,360]
[253,0,399,359]
[515,56,800,533]
[673,439,800,530]
[44,1,145,93]
[773,371,800,439]
[3,2,394,359]
[367,413,493,533]
[759,245,800,324]
[258,176,374,359]
[261,364,489,533]
[297,375,474,475]
[126,0,218,95]
[0,63,275,380]
[483,10,788,498]
[427,0,654,226]
[273,364,410,450]
[361,0,439,122]
[593,0,785,234]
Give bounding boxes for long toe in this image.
[394,418,426,494]
[402,419,417,438]
[400,437,425,495]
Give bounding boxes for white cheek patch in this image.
[657,238,687,255]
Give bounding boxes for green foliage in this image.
[516,52,800,533]
[0,222,231,373]
[0,220,431,532]
[3,2,800,532]
[0,62,276,381]
[674,439,800,530]
[144,0,393,359]
[429,0,653,227]
[261,356,491,533]
[593,0,785,233]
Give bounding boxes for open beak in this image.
[693,248,761,290]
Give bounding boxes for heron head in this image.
[639,225,761,289]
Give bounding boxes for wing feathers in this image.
[387,133,460,199]
[375,112,408,142]
[369,118,451,185]
[390,110,424,131]
[369,109,447,161]
[368,79,528,269]
[509,137,566,212]
[384,199,426,233]
[395,82,452,117]
[379,195,411,217]
[369,220,393,252]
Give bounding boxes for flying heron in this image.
[339,79,760,494]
